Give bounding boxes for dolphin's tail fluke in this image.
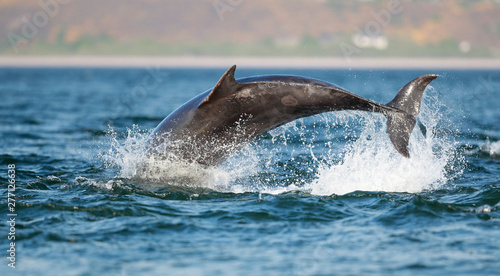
[384,74,437,158]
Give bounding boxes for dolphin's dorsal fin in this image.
[199,65,240,107]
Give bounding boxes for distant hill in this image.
[1,0,499,57]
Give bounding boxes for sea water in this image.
[1,68,499,275]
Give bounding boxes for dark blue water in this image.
[1,67,499,275]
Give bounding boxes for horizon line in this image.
[1,56,500,69]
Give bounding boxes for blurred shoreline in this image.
[1,56,500,69]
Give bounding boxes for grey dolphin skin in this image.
[147,65,437,166]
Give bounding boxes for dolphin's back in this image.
[151,75,344,140]
[238,75,346,91]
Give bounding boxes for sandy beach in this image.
[1,56,500,69]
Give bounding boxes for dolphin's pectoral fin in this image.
[383,74,437,158]
[199,65,242,108]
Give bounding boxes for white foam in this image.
[303,89,457,195]
[101,89,458,196]
[305,115,449,195]
[100,125,259,191]
[71,176,124,190]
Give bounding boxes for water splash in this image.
[100,125,259,192]
[100,125,148,178]
[305,117,446,195]
[100,88,459,196]
[304,88,458,196]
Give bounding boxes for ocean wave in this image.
[480,140,500,157]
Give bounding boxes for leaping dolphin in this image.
[147,65,437,166]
